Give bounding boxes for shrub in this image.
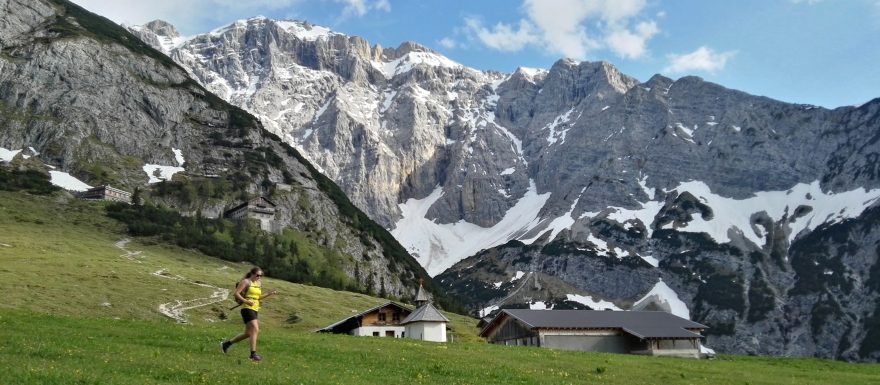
[0,168,59,195]
[104,203,361,292]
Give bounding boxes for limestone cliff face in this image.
[130,18,879,273]
[0,0,435,300]
[128,16,880,360]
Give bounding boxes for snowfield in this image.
[394,175,880,277]
[392,181,551,276]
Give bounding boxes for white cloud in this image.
[663,46,736,74]
[336,0,391,17]
[464,18,541,52]
[438,37,458,50]
[522,0,599,58]
[464,0,659,60]
[374,0,391,12]
[338,0,368,17]
[605,20,658,59]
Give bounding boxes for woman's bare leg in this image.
[248,320,260,352]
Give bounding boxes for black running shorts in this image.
[241,308,258,324]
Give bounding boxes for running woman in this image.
[220,267,277,361]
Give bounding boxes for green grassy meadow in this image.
[3,310,879,385]
[1,190,879,384]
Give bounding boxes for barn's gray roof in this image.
[401,302,449,324]
[484,310,707,339]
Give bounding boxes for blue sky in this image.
[73,0,879,108]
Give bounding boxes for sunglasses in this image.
[255,274,263,277]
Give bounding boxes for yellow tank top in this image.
[241,280,262,311]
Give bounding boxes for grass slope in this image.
[3,310,879,385]
[0,190,478,337]
[1,190,879,384]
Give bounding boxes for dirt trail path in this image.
[114,238,229,323]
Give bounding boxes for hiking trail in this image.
[114,238,229,323]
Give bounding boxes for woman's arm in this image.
[259,289,278,300]
[235,279,253,306]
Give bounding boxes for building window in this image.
[378,313,386,322]
[372,332,380,337]
[392,313,400,321]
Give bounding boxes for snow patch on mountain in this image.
[493,122,526,165]
[670,180,880,245]
[604,179,880,247]
[673,122,697,144]
[530,302,551,310]
[172,148,185,166]
[566,294,622,311]
[392,180,552,276]
[0,147,22,162]
[143,164,185,184]
[48,171,92,191]
[510,271,525,282]
[631,279,691,319]
[521,187,588,244]
[479,305,499,318]
[274,20,337,41]
[544,108,576,145]
[380,90,397,114]
[373,51,462,79]
[640,254,659,267]
[606,200,665,238]
[516,67,548,79]
[638,173,655,200]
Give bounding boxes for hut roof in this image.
[316,301,410,333]
[482,309,707,339]
[401,302,449,324]
[224,196,276,216]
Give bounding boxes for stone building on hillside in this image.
[78,185,132,204]
[224,196,277,232]
[480,309,708,358]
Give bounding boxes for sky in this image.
[71,0,880,109]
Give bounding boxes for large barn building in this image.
[480,309,708,358]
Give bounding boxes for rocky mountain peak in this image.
[382,41,437,61]
[644,73,674,89]
[533,59,637,112]
[129,19,185,53]
[140,20,179,39]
